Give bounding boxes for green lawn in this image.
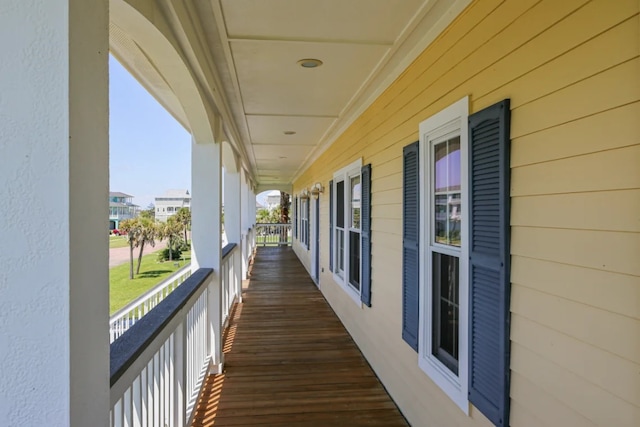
[110,251,190,314]
[109,235,129,249]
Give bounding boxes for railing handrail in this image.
[222,242,237,260]
[255,223,292,247]
[110,268,213,388]
[109,263,192,322]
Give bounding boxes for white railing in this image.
[220,243,241,327]
[255,223,292,246]
[110,243,242,427]
[109,264,192,343]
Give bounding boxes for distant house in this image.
[265,190,280,209]
[109,192,138,230]
[155,189,191,222]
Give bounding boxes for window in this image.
[419,96,469,412]
[300,197,309,248]
[403,97,511,425]
[331,159,364,305]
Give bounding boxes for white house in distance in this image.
[108,191,138,230]
[265,190,280,209]
[155,189,191,222]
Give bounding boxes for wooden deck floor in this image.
[191,246,408,426]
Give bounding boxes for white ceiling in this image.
[110,0,470,190]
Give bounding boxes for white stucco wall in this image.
[0,1,109,426]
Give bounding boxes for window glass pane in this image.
[433,136,461,247]
[431,252,459,375]
[336,181,345,228]
[351,176,361,229]
[349,230,360,290]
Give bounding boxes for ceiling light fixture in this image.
[297,58,323,68]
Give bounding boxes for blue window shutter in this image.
[468,99,511,427]
[402,141,419,351]
[360,164,372,307]
[329,180,334,272]
[294,197,298,239]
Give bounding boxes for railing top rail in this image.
[109,263,191,322]
[110,268,213,387]
[255,223,291,226]
[222,242,237,260]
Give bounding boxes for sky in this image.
[109,55,192,209]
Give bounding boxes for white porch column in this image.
[251,188,257,251]
[0,1,109,426]
[240,171,250,279]
[223,170,241,246]
[191,138,223,371]
[224,168,242,300]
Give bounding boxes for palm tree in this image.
[158,217,182,261]
[136,218,157,275]
[119,218,142,280]
[174,207,191,243]
[279,192,290,223]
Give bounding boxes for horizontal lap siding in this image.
[293,0,640,425]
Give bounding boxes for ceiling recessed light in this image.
[283,131,296,135]
[297,58,323,68]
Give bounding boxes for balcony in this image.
[110,244,407,426]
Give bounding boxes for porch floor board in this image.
[191,246,408,426]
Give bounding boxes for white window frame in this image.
[418,96,469,413]
[332,158,363,307]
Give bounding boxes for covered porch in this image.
[2,0,638,426]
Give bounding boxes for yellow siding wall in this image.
[293,0,639,425]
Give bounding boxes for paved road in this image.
[109,239,168,268]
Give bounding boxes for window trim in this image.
[332,158,363,307]
[418,96,469,413]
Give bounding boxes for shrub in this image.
[157,247,183,262]
[176,239,190,252]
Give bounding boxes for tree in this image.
[140,203,155,220]
[158,217,182,261]
[256,208,270,223]
[136,218,158,275]
[256,206,281,223]
[119,218,143,280]
[174,207,191,243]
[280,192,290,223]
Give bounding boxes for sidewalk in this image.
[109,239,168,268]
